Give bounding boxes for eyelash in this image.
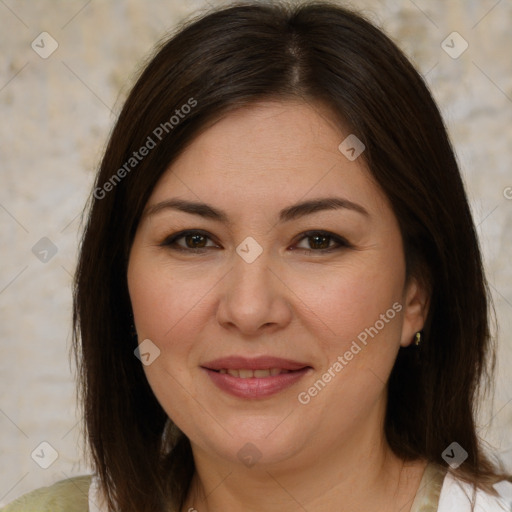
[159,229,351,255]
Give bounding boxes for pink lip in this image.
[201,356,312,399]
[202,356,310,371]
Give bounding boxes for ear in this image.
[400,276,430,347]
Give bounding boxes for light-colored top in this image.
[2,463,511,511]
[0,475,91,511]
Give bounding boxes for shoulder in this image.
[438,471,512,511]
[0,475,93,512]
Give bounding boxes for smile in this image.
[202,356,312,399]
[216,368,290,378]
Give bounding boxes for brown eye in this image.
[184,233,208,248]
[160,230,218,252]
[308,234,331,250]
[293,231,350,253]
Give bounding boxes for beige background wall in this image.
[1,0,511,504]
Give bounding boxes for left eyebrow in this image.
[278,197,370,222]
[143,196,370,223]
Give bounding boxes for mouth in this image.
[201,356,312,399]
[214,368,293,378]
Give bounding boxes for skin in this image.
[127,100,430,512]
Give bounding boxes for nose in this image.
[215,251,293,336]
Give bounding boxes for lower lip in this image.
[203,368,311,399]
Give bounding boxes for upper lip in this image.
[202,356,311,371]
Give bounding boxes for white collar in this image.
[438,471,512,511]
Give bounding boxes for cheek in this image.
[127,254,220,376]
[128,247,203,337]
[127,256,212,427]
[299,258,404,346]
[294,261,404,432]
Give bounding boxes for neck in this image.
[182,412,426,512]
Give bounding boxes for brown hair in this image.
[73,1,510,510]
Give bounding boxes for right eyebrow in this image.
[143,199,229,223]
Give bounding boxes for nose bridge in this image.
[230,244,274,304]
[216,242,291,333]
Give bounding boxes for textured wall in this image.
[1,0,511,504]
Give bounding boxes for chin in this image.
[189,414,310,469]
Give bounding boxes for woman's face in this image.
[127,100,427,470]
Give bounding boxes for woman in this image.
[3,1,511,511]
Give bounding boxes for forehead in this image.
[148,100,388,217]
[176,100,346,177]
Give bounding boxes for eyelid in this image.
[160,229,351,254]
[159,229,220,251]
[291,230,351,253]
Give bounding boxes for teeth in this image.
[220,368,290,378]
[254,369,271,378]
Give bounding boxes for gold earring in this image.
[414,332,422,346]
